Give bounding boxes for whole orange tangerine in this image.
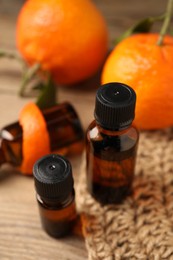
[102,33,173,130]
[16,0,108,85]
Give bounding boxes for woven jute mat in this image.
[76,129,173,260]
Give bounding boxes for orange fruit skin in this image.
[102,33,173,130]
[19,102,50,175]
[16,0,108,85]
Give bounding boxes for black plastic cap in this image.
[33,154,73,200]
[94,82,136,130]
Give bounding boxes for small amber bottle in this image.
[0,102,84,173]
[33,154,76,238]
[86,82,139,205]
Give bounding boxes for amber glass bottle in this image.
[86,82,139,205]
[0,102,84,172]
[33,154,76,238]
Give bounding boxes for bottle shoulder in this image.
[86,120,139,140]
[86,120,139,157]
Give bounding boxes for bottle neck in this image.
[37,189,75,209]
[95,120,132,136]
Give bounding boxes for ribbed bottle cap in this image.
[94,82,136,130]
[33,154,73,200]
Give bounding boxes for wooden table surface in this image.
[0,1,166,259]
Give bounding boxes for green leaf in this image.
[36,74,57,110]
[32,82,45,91]
[115,14,165,44]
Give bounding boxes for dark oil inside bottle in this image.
[40,217,73,238]
[38,196,77,238]
[43,103,84,151]
[86,121,138,205]
[0,102,84,167]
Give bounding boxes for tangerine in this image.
[16,0,108,85]
[102,33,173,130]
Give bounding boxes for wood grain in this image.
[0,0,166,259]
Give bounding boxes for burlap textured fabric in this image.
[76,129,173,260]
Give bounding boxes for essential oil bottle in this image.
[33,154,76,238]
[0,102,84,173]
[86,82,139,205]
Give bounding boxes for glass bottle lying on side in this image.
[0,102,84,174]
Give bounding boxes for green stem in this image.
[19,63,41,97]
[157,0,173,45]
[36,74,57,109]
[115,13,165,44]
[0,49,24,64]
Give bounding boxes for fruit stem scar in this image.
[157,0,173,46]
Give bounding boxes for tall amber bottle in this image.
[0,102,84,174]
[33,154,76,238]
[86,82,139,205]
